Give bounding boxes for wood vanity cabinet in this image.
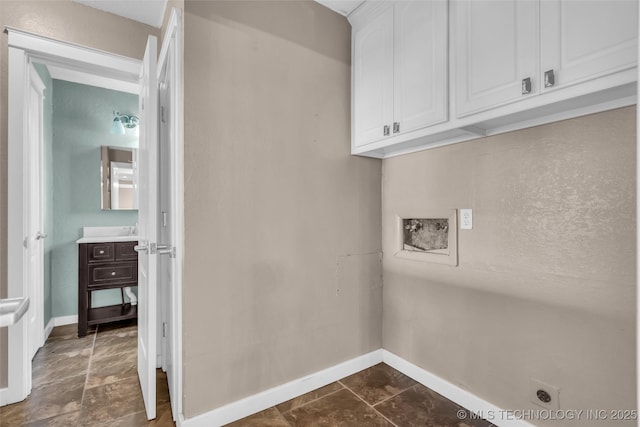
[78,241,138,337]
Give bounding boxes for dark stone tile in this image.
[48,324,84,339]
[23,411,81,427]
[86,349,137,388]
[96,319,137,335]
[79,376,146,424]
[156,369,171,408]
[32,346,91,387]
[92,329,137,360]
[225,407,290,427]
[340,363,417,405]
[1,374,85,424]
[375,384,494,427]
[284,388,393,426]
[34,334,95,360]
[276,382,343,414]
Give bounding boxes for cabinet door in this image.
[353,3,394,147]
[454,0,539,117]
[393,0,448,135]
[540,0,638,90]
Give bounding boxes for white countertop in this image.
[76,235,138,244]
[76,226,138,244]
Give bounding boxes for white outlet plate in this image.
[460,209,472,230]
[530,377,560,410]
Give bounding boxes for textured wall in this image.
[183,0,382,418]
[0,0,158,389]
[50,80,139,316]
[382,107,636,427]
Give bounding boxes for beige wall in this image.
[382,107,636,426]
[0,0,159,389]
[183,0,382,417]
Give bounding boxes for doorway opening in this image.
[4,11,183,423]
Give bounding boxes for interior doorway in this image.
[4,13,183,422]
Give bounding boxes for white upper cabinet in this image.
[393,0,448,135]
[454,0,539,117]
[353,3,394,147]
[352,0,448,148]
[540,0,638,91]
[454,0,638,118]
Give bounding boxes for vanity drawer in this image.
[115,241,138,261]
[88,243,114,262]
[88,262,137,286]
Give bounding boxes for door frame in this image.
[156,8,184,422]
[26,64,46,359]
[4,28,184,413]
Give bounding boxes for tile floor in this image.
[226,363,495,427]
[1,320,174,427]
[2,325,494,427]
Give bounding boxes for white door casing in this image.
[136,34,159,421]
[5,28,141,406]
[27,64,46,361]
[156,8,184,421]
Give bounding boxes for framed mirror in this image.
[100,146,138,210]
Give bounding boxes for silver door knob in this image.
[35,232,47,240]
[157,244,175,257]
[134,244,148,253]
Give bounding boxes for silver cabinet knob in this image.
[383,125,390,136]
[522,77,532,95]
[111,271,116,276]
[544,69,555,88]
[99,250,105,254]
[393,122,400,134]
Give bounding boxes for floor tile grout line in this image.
[275,384,346,417]
[372,382,418,407]
[78,326,98,427]
[338,380,399,427]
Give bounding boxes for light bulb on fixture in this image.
[110,111,139,135]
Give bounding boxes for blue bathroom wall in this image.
[33,63,53,326]
[51,80,138,317]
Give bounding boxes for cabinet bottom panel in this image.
[87,303,138,325]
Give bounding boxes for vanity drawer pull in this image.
[99,250,105,254]
[111,271,116,276]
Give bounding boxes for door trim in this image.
[5,28,142,405]
[157,7,184,422]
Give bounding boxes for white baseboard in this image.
[177,349,533,427]
[53,315,78,327]
[178,350,383,427]
[43,318,55,344]
[0,387,8,406]
[382,350,535,427]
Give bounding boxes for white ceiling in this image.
[73,0,167,28]
[315,0,364,16]
[75,0,363,26]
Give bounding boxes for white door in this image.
[540,0,638,90]
[136,35,159,420]
[393,0,448,135]
[454,0,539,117]
[353,3,394,147]
[26,66,46,361]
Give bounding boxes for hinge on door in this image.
[23,237,28,249]
[162,211,168,228]
[161,106,166,123]
[163,322,167,338]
